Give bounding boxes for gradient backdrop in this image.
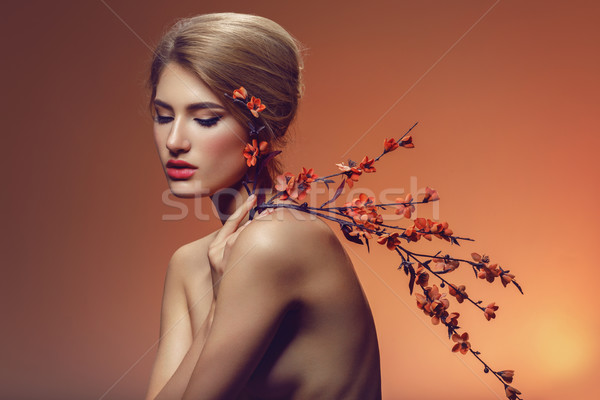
[2,1,599,399]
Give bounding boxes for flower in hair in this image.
[243,139,268,167]
[247,96,266,118]
[229,87,266,118]
[233,86,248,100]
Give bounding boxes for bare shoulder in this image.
[243,207,339,253]
[168,230,219,276]
[231,207,350,282]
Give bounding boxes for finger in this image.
[254,207,276,220]
[216,194,257,240]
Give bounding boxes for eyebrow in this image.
[153,98,226,111]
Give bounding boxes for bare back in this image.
[180,208,381,399]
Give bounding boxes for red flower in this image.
[299,167,318,183]
[412,218,452,241]
[429,220,453,240]
[376,232,401,250]
[275,172,298,200]
[484,302,499,321]
[247,96,266,117]
[394,193,415,219]
[498,370,515,384]
[232,86,248,100]
[399,135,414,148]
[505,385,521,400]
[343,194,383,230]
[433,257,460,272]
[472,254,502,283]
[404,225,422,242]
[383,138,399,152]
[359,156,376,173]
[243,139,268,167]
[422,186,439,202]
[448,284,468,303]
[471,252,489,263]
[501,272,515,287]
[415,265,429,287]
[416,285,450,325]
[336,162,362,188]
[295,169,316,201]
[472,253,503,282]
[447,312,460,326]
[451,332,471,355]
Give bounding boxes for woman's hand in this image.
[208,195,277,297]
[208,194,257,294]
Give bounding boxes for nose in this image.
[166,118,191,154]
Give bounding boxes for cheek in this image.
[153,127,167,153]
[201,131,247,171]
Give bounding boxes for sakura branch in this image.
[226,86,525,400]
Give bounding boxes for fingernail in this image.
[248,194,256,201]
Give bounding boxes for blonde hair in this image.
[147,12,304,188]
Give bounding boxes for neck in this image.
[210,181,280,226]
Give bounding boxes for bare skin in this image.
[145,62,381,399]
[147,203,381,400]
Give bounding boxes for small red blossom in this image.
[479,263,501,283]
[275,172,298,200]
[422,186,439,203]
[433,256,460,272]
[447,312,460,326]
[343,193,383,232]
[404,225,422,242]
[359,156,376,173]
[294,169,315,201]
[399,135,414,148]
[505,385,521,400]
[484,302,499,321]
[415,265,429,287]
[429,220,453,239]
[497,370,515,384]
[416,285,450,325]
[247,96,266,117]
[451,332,471,355]
[299,167,318,183]
[335,162,362,188]
[336,162,351,172]
[501,272,516,287]
[383,138,399,152]
[448,284,468,303]
[394,193,415,219]
[410,218,453,242]
[243,139,268,167]
[232,86,248,100]
[376,232,401,250]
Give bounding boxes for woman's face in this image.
[152,62,249,198]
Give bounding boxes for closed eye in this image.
[154,115,173,124]
[195,116,222,127]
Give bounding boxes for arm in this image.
[180,222,302,400]
[145,247,212,400]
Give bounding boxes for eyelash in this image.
[195,116,222,127]
[154,115,222,127]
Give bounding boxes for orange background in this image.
[2,1,599,399]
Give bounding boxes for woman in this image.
[144,13,381,400]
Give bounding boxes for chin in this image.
[167,180,211,198]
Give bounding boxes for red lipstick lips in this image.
[166,159,198,179]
